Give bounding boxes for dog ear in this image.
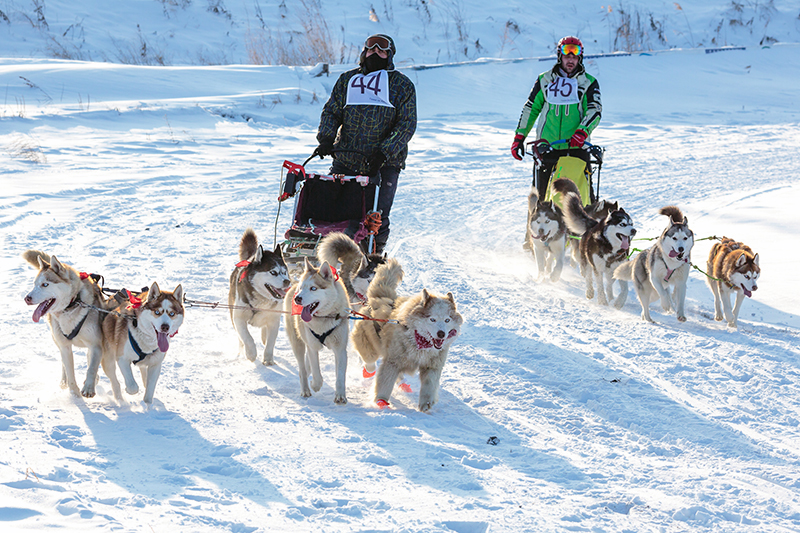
[446,292,455,304]
[753,253,759,267]
[37,254,49,271]
[273,244,282,256]
[683,216,689,226]
[421,288,431,307]
[173,284,183,303]
[318,261,333,280]
[254,245,264,264]
[147,282,161,302]
[735,253,747,268]
[303,257,314,273]
[49,255,64,275]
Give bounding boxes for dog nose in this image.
[294,295,303,305]
[631,228,637,236]
[752,284,758,291]
[437,330,445,339]
[284,279,291,288]
[24,295,33,305]
[678,247,684,253]
[160,324,170,333]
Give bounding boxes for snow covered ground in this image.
[2,2,800,532]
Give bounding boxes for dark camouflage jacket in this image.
[317,67,417,174]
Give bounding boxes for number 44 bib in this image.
[545,77,579,105]
[346,70,394,108]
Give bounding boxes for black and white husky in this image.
[526,186,567,282]
[562,192,636,308]
[614,206,694,322]
[229,228,291,365]
[317,232,387,304]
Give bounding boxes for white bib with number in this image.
[545,77,579,105]
[345,70,394,108]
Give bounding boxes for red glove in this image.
[511,134,525,160]
[569,129,588,148]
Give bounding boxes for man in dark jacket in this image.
[315,34,417,254]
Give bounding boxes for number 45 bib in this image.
[545,77,579,105]
[346,70,394,108]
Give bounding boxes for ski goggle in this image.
[560,43,582,56]
[365,35,392,51]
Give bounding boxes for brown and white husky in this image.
[706,237,760,328]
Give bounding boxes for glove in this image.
[511,134,525,161]
[314,141,334,158]
[367,151,386,176]
[569,129,588,148]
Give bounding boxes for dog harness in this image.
[308,317,343,346]
[62,296,89,341]
[128,329,156,364]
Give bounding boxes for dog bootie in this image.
[376,399,390,409]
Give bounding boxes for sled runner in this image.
[277,156,381,269]
[528,138,604,208]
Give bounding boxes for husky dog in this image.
[317,232,387,304]
[562,192,636,308]
[351,258,404,378]
[103,283,184,404]
[22,250,112,398]
[374,289,463,412]
[614,206,694,322]
[706,237,760,328]
[284,258,350,404]
[229,228,291,365]
[526,186,567,282]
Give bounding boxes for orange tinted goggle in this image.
[365,35,391,51]
[560,43,582,56]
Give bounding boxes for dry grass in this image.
[8,134,48,164]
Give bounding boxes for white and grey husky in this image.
[103,283,184,404]
[614,206,694,322]
[373,288,463,412]
[23,250,112,398]
[706,237,760,328]
[317,232,388,304]
[562,192,637,308]
[284,258,351,404]
[526,186,567,282]
[229,228,291,365]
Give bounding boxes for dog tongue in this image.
[301,305,314,323]
[742,287,752,298]
[32,301,50,323]
[620,236,630,250]
[669,250,679,258]
[157,331,170,353]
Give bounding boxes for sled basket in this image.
[529,139,604,209]
[278,159,377,267]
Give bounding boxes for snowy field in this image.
[2,1,800,532]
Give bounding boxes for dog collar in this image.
[128,329,156,364]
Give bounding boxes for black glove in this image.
[367,151,386,176]
[314,141,334,158]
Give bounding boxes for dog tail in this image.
[22,249,50,269]
[659,206,685,224]
[613,260,634,281]
[239,228,259,261]
[551,177,580,197]
[365,258,403,320]
[318,232,364,298]
[561,193,596,236]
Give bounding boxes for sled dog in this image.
[706,237,760,328]
[614,206,694,322]
[526,186,567,282]
[285,258,350,404]
[562,192,636,308]
[229,228,291,365]
[351,258,404,377]
[103,283,184,404]
[551,178,620,269]
[23,250,112,398]
[317,232,388,304]
[373,289,463,412]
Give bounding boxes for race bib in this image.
[545,77,579,105]
[345,70,394,108]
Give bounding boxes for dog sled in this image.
[277,154,381,269]
[528,138,604,208]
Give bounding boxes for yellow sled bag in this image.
[545,155,591,209]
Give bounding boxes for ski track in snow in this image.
[2,54,800,531]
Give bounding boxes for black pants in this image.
[329,161,399,255]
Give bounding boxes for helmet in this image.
[557,36,583,59]
[359,34,396,71]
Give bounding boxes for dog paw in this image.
[300,389,312,398]
[244,351,257,362]
[714,314,724,322]
[81,384,96,398]
[727,321,738,328]
[334,394,347,405]
[419,401,434,412]
[126,384,139,395]
[585,289,594,300]
[261,356,275,366]
[311,378,323,393]
[677,315,687,323]
[376,399,390,409]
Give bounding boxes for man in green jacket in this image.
[511,36,602,201]
[315,34,417,254]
